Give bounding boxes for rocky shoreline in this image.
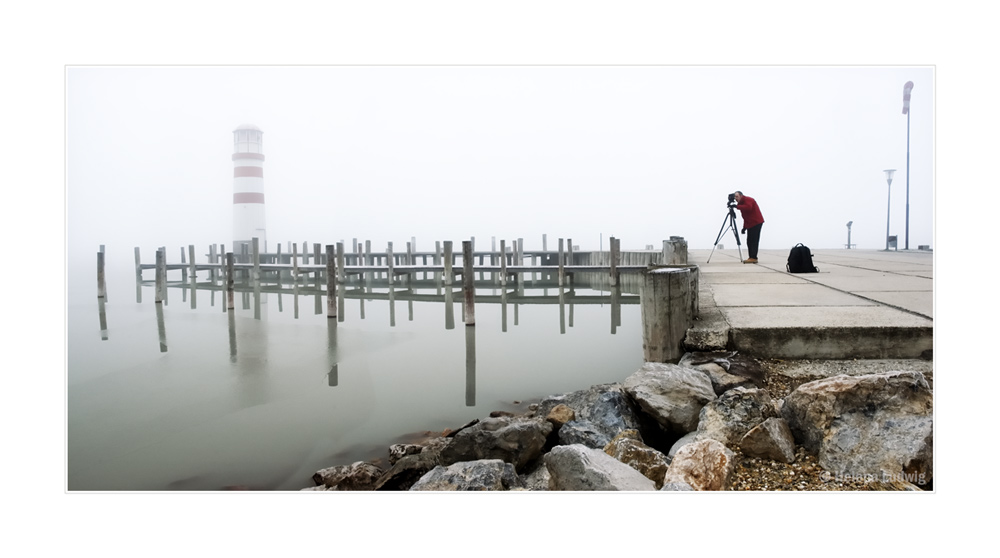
[304,353,933,492]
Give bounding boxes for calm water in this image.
[67,259,643,490]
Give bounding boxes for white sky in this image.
[67,65,932,262]
[5,0,996,552]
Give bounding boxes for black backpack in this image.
[787,243,819,273]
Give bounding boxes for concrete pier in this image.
[640,267,694,363]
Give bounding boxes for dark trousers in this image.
[746,224,762,259]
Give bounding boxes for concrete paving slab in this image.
[712,284,876,307]
[794,274,932,293]
[854,291,934,318]
[701,274,806,284]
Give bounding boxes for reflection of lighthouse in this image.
[233,124,266,253]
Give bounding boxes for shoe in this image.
[743,258,758,264]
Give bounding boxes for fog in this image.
[67,65,933,267]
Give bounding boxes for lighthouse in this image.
[232,124,267,253]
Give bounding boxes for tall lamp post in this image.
[902,81,913,250]
[846,221,853,249]
[884,169,895,251]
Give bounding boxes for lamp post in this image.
[846,221,853,249]
[883,169,895,251]
[902,81,913,250]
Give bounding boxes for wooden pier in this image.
[102,236,697,361]
[115,236,691,331]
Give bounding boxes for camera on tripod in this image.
[709,192,743,263]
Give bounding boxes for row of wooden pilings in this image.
[103,235,696,361]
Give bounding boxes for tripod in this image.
[707,204,743,263]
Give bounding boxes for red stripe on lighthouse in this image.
[234,166,263,178]
[234,192,265,204]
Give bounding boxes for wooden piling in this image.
[558,238,565,286]
[292,243,299,279]
[97,251,106,299]
[387,242,394,285]
[337,242,346,284]
[444,241,454,285]
[180,246,187,282]
[155,248,165,303]
[326,245,337,318]
[500,239,508,286]
[640,267,693,363]
[226,252,235,310]
[253,238,261,281]
[134,247,141,279]
[610,236,620,287]
[462,240,475,325]
[434,240,442,284]
[188,245,196,279]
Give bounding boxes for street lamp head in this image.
[847,221,853,228]
[884,169,896,185]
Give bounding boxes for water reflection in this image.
[155,302,167,352]
[228,308,237,362]
[465,324,476,406]
[77,265,647,490]
[327,318,338,387]
[98,297,108,340]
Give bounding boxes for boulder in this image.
[558,420,612,449]
[312,461,384,490]
[662,439,736,491]
[519,462,552,491]
[373,450,442,491]
[622,363,716,434]
[668,430,706,459]
[678,352,758,394]
[439,416,553,472]
[388,444,423,466]
[409,460,523,491]
[660,481,695,491]
[696,387,779,447]
[740,417,797,463]
[781,371,932,483]
[544,444,657,491]
[604,430,671,489]
[545,404,576,429]
[534,384,644,443]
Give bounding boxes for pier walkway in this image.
[687,248,933,359]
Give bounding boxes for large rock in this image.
[519,462,552,491]
[545,444,657,491]
[668,430,706,459]
[662,439,736,491]
[558,420,612,449]
[781,371,933,483]
[312,461,385,490]
[545,404,576,429]
[622,363,716,434]
[696,387,779,447]
[409,460,523,491]
[439,416,553,472]
[534,384,644,443]
[373,451,442,491]
[678,352,761,394]
[740,417,797,463]
[604,430,671,489]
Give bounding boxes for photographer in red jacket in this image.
[733,191,764,263]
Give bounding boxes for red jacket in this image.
[736,195,764,229]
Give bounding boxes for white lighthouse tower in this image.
[232,124,267,253]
